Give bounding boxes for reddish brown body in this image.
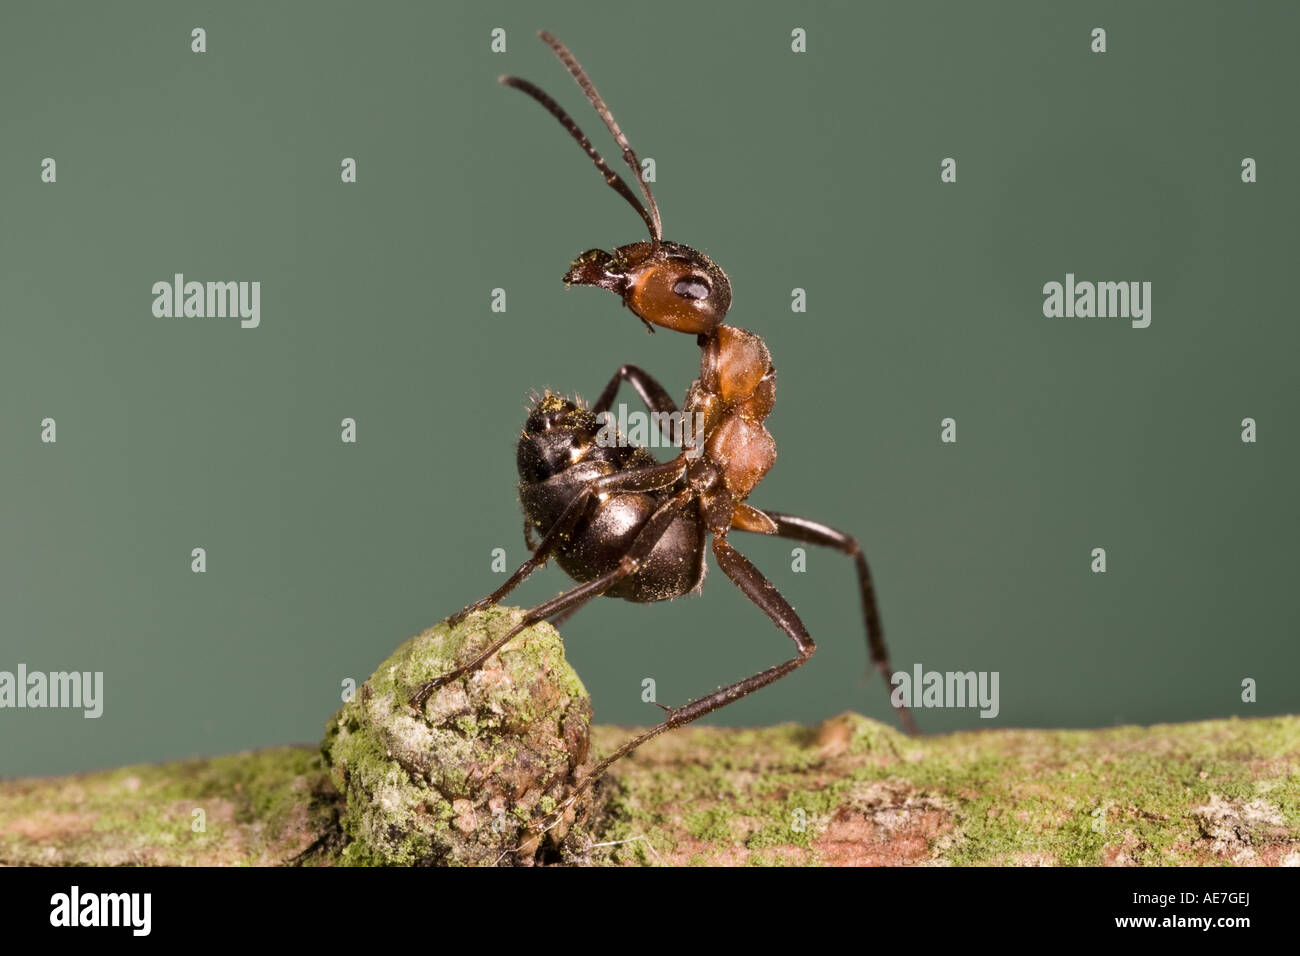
[565,238,781,536]
[692,325,778,514]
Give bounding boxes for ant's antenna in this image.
[499,31,663,243]
[498,76,659,242]
[537,31,662,241]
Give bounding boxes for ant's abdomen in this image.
[516,392,652,485]
[516,393,705,602]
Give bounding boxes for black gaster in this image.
[516,395,705,602]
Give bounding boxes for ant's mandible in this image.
[411,31,917,802]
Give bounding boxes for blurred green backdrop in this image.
[1,1,1296,776]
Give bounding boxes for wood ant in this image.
[411,31,917,806]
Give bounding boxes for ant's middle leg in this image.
[566,536,817,798]
[445,455,688,627]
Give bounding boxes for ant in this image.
[411,30,917,808]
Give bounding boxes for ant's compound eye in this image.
[672,276,711,301]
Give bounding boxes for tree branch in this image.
[3,712,1297,865]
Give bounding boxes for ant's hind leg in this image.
[746,510,918,734]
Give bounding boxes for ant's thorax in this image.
[683,324,778,510]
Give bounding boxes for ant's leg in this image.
[415,574,617,711]
[546,601,583,631]
[592,364,677,416]
[747,510,918,735]
[591,365,680,444]
[411,487,692,711]
[446,456,688,626]
[566,536,816,798]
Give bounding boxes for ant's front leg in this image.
[591,364,679,444]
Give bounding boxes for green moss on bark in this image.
[0,747,339,866]
[2,605,1297,867]
[320,607,595,866]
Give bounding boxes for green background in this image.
[2,1,1296,777]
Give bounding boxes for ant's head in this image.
[502,33,730,336]
[565,240,731,334]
